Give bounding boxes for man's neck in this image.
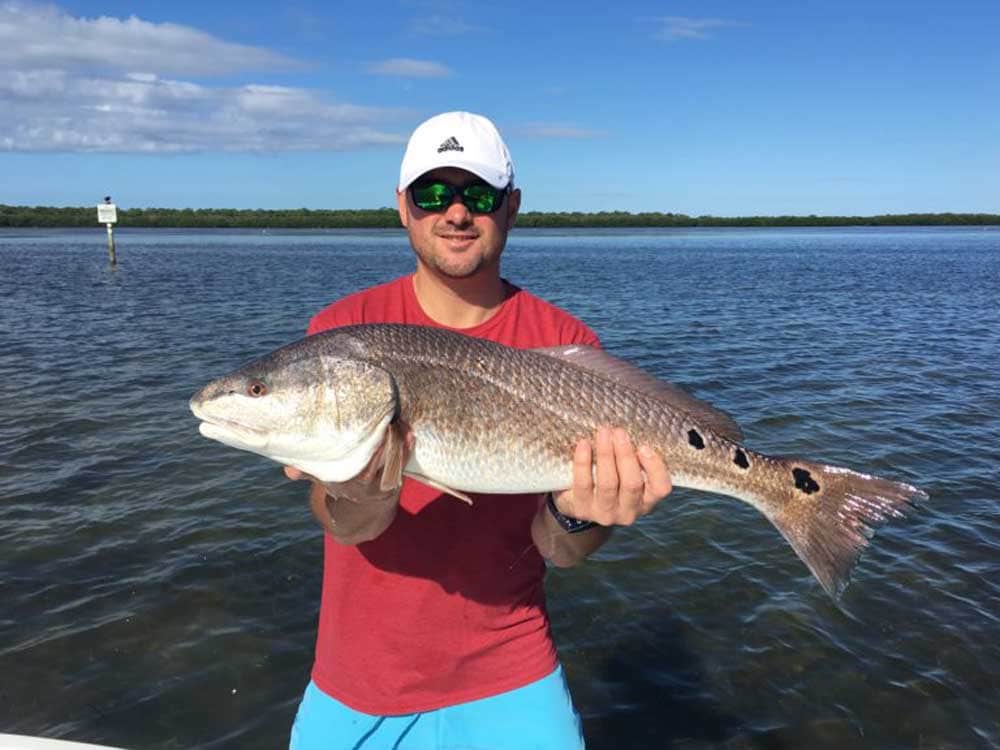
[412,266,508,329]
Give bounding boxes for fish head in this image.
[190,342,398,482]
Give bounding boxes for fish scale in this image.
[191,323,926,600]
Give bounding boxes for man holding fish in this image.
[191,110,923,746]
[285,111,673,749]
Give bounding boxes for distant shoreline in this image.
[2,205,998,228]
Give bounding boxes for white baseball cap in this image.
[398,111,515,192]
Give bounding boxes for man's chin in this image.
[425,252,490,280]
[435,263,485,280]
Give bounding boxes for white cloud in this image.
[0,2,407,152]
[654,16,740,41]
[366,58,452,78]
[0,1,299,75]
[0,72,407,152]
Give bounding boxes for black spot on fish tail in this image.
[793,467,820,494]
[688,429,705,450]
[734,449,749,469]
[765,460,926,601]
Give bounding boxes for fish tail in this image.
[763,458,927,600]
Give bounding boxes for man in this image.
[287,111,672,749]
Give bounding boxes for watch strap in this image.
[546,493,597,534]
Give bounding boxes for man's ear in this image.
[397,190,409,228]
[506,188,521,230]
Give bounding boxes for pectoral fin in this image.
[406,473,474,505]
[379,421,407,493]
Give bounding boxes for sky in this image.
[1,0,998,215]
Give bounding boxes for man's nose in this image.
[443,194,472,223]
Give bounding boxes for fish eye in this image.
[247,380,268,397]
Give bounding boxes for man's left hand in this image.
[552,426,672,526]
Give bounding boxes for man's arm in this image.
[285,427,415,545]
[296,475,400,545]
[530,426,672,567]
[530,499,613,568]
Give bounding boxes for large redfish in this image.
[190,324,925,599]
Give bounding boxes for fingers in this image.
[593,427,619,519]
[638,445,672,511]
[555,437,593,518]
[557,427,672,527]
[284,466,325,486]
[570,436,593,500]
[611,428,646,524]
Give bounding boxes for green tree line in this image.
[0,205,402,228]
[1,204,997,228]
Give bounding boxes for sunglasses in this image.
[409,179,509,214]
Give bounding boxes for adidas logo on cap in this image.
[437,136,464,153]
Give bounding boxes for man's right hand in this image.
[284,425,415,544]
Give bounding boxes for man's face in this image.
[397,167,521,280]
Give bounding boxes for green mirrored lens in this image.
[463,184,499,213]
[412,182,452,210]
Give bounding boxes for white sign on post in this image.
[97,203,118,224]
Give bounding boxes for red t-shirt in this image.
[306,274,599,714]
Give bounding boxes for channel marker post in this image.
[97,196,117,266]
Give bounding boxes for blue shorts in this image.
[289,666,585,750]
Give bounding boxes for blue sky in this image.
[1,0,998,215]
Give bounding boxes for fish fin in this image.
[530,344,744,442]
[764,458,926,600]
[405,473,474,505]
[378,421,407,493]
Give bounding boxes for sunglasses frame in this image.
[408,179,511,215]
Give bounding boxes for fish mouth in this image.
[190,399,268,450]
[196,418,269,450]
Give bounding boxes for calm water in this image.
[1,227,998,749]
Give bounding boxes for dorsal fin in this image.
[531,345,744,442]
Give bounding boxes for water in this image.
[1,227,998,749]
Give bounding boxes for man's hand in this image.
[285,426,415,543]
[553,426,672,527]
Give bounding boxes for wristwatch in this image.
[546,493,597,534]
